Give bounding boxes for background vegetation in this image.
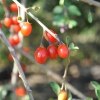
[0,0,100,100]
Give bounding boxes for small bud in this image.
[17,16,22,23]
[32,6,40,12]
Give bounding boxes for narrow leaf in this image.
[49,82,60,95]
[68,90,72,100]
[64,1,71,7]
[86,97,93,100]
[53,6,63,14]
[67,5,81,16]
[68,20,78,29]
[65,36,70,46]
[53,15,65,26]
[88,12,92,23]
[69,43,79,51]
[69,43,74,49]
[91,81,100,90]
[95,89,100,100]
[48,98,54,100]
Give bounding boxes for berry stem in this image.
[26,11,29,22]
[13,0,61,43]
[45,32,52,45]
[61,56,70,91]
[16,47,86,99]
[40,28,45,46]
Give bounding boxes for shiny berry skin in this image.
[21,22,32,36]
[34,46,48,64]
[10,3,18,12]
[0,23,2,28]
[57,44,69,58]
[58,90,68,100]
[4,17,13,28]
[47,44,58,59]
[9,38,15,47]
[8,53,13,61]
[15,87,26,97]
[12,16,19,25]
[12,34,20,45]
[44,30,57,43]
[13,25,21,33]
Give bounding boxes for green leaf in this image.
[91,81,100,90]
[95,89,100,100]
[53,6,63,14]
[48,98,54,100]
[53,15,65,26]
[59,0,65,6]
[0,85,9,99]
[69,43,79,51]
[64,1,71,7]
[22,95,30,100]
[86,97,93,100]
[49,82,60,95]
[67,5,81,16]
[68,91,72,100]
[68,20,78,29]
[88,12,92,23]
[65,36,70,46]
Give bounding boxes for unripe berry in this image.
[58,90,68,100]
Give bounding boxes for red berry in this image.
[0,23,2,28]
[34,46,48,64]
[12,34,20,45]
[47,44,58,59]
[8,53,13,61]
[21,64,26,72]
[57,44,69,58]
[15,87,26,97]
[12,16,19,25]
[21,22,32,36]
[9,38,15,47]
[23,47,30,53]
[10,3,18,12]
[4,17,13,28]
[13,24,21,33]
[44,30,57,43]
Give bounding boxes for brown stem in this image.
[0,0,10,17]
[80,0,100,7]
[61,56,70,90]
[26,11,29,22]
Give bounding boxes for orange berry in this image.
[58,90,68,100]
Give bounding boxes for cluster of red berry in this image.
[2,3,70,65]
[2,3,32,47]
[34,30,70,64]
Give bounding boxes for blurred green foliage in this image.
[0,0,99,67]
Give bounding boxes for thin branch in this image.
[13,0,62,43]
[80,0,100,7]
[0,29,34,100]
[11,0,26,99]
[61,57,70,91]
[16,47,87,99]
